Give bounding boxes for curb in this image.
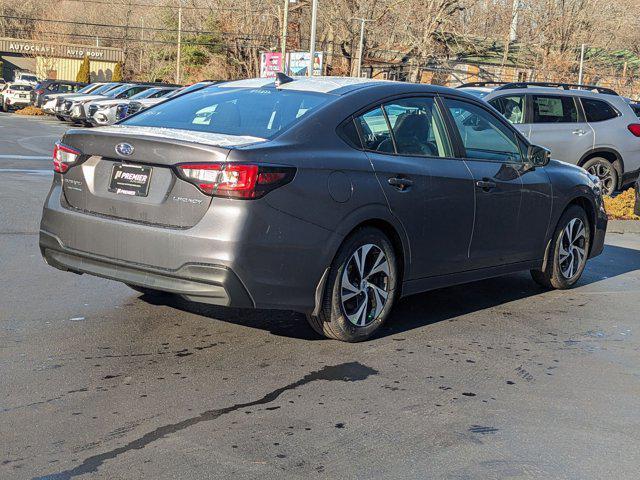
[608,219,640,234]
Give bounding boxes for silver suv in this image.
[460,82,640,194]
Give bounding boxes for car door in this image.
[442,96,525,269]
[528,94,594,164]
[356,97,475,279]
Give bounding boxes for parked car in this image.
[14,71,38,85]
[466,82,640,195]
[56,83,128,123]
[1,82,34,111]
[32,80,87,107]
[41,83,106,116]
[116,81,218,121]
[40,76,607,342]
[65,83,157,126]
[87,86,178,126]
[53,83,123,119]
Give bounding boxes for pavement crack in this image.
[33,362,378,480]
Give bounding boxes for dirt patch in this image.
[14,106,47,116]
[604,189,639,220]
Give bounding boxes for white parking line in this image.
[0,155,50,160]
[0,169,52,175]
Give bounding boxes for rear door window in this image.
[355,107,394,152]
[488,95,526,124]
[581,98,619,122]
[531,95,578,123]
[382,97,451,157]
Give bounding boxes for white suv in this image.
[1,82,34,111]
[460,82,640,194]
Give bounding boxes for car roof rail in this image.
[493,82,619,96]
[457,81,514,89]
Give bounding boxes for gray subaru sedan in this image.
[40,75,607,342]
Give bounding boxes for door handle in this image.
[572,129,587,136]
[475,179,497,191]
[388,177,414,191]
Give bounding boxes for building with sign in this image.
[0,37,124,82]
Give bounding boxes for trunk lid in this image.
[60,127,265,228]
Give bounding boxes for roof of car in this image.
[218,76,471,98]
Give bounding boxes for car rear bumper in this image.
[39,179,335,313]
[40,230,254,307]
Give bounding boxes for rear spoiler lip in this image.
[60,127,247,167]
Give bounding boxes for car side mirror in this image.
[528,145,551,167]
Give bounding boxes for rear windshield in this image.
[10,84,33,91]
[122,86,331,139]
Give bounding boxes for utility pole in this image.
[578,43,586,85]
[176,1,183,84]
[353,18,372,78]
[308,0,318,76]
[509,0,519,42]
[281,0,290,72]
[140,18,144,73]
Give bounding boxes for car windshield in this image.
[130,88,166,100]
[90,83,120,95]
[10,84,33,91]
[77,84,97,94]
[122,86,331,139]
[21,75,37,82]
[104,85,133,98]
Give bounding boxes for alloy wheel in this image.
[586,162,615,195]
[340,244,390,327]
[559,218,587,280]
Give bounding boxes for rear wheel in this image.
[306,227,398,342]
[531,205,590,289]
[583,157,617,195]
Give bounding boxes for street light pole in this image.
[281,0,290,73]
[308,0,318,76]
[176,2,182,84]
[354,18,372,78]
[578,43,586,85]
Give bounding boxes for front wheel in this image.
[306,227,398,342]
[531,205,590,289]
[583,157,617,195]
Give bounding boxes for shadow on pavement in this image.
[139,243,640,341]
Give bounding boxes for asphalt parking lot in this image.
[1,112,640,480]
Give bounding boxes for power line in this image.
[45,0,269,13]
[0,14,277,38]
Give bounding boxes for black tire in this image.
[127,284,170,297]
[582,157,618,195]
[531,205,590,289]
[306,227,398,342]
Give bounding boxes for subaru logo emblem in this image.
[115,143,134,156]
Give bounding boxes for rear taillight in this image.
[53,142,81,173]
[176,163,295,199]
[628,124,640,137]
